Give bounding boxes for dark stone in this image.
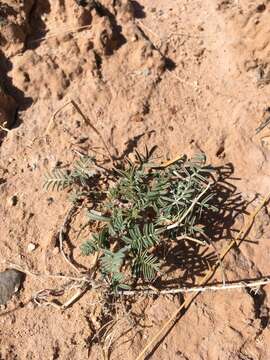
[0,269,24,305]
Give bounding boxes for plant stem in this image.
[119,277,270,296]
[167,183,211,230]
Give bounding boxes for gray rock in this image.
[0,269,24,305]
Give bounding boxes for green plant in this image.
[45,151,217,292]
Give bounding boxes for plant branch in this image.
[119,276,270,296]
[59,205,81,274]
[167,183,211,230]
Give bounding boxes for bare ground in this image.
[1,0,270,359]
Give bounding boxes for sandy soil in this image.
[0,0,270,359]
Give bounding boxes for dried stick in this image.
[119,277,270,296]
[159,154,185,168]
[59,206,81,274]
[29,24,92,44]
[70,100,113,161]
[176,235,206,246]
[203,233,226,286]
[2,262,102,311]
[0,124,10,133]
[62,286,89,309]
[135,192,270,360]
[45,99,113,161]
[167,183,211,230]
[45,100,72,134]
[255,116,270,134]
[6,261,90,283]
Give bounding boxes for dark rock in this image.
[0,269,24,305]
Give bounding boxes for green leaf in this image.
[80,228,109,255]
[44,168,71,191]
[101,247,128,275]
[126,224,159,252]
[88,210,110,222]
[71,156,96,186]
[80,240,99,255]
[133,252,159,281]
[112,272,124,284]
[117,283,131,290]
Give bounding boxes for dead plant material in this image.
[45,99,113,161]
[119,276,270,296]
[33,285,89,309]
[0,261,103,312]
[45,100,73,135]
[255,116,270,134]
[59,205,81,274]
[0,124,10,133]
[28,24,92,45]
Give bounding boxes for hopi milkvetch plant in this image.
[44,151,218,292]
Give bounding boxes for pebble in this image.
[27,243,37,252]
[0,269,24,305]
[8,195,18,207]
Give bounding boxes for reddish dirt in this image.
[1,0,270,359]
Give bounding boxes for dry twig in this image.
[45,100,72,134]
[5,261,89,283]
[119,277,270,296]
[29,24,92,45]
[0,124,10,133]
[59,205,81,274]
[45,99,113,161]
[167,183,211,230]
[255,116,270,134]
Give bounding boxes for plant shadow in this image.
[131,0,146,19]
[154,162,254,288]
[113,131,156,162]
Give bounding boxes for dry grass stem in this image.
[45,99,113,161]
[59,205,81,274]
[120,276,270,296]
[167,183,211,230]
[29,24,91,45]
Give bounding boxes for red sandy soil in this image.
[1,0,270,359]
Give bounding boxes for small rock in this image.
[47,197,54,206]
[256,4,266,13]
[27,243,37,252]
[8,195,18,207]
[0,269,24,305]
